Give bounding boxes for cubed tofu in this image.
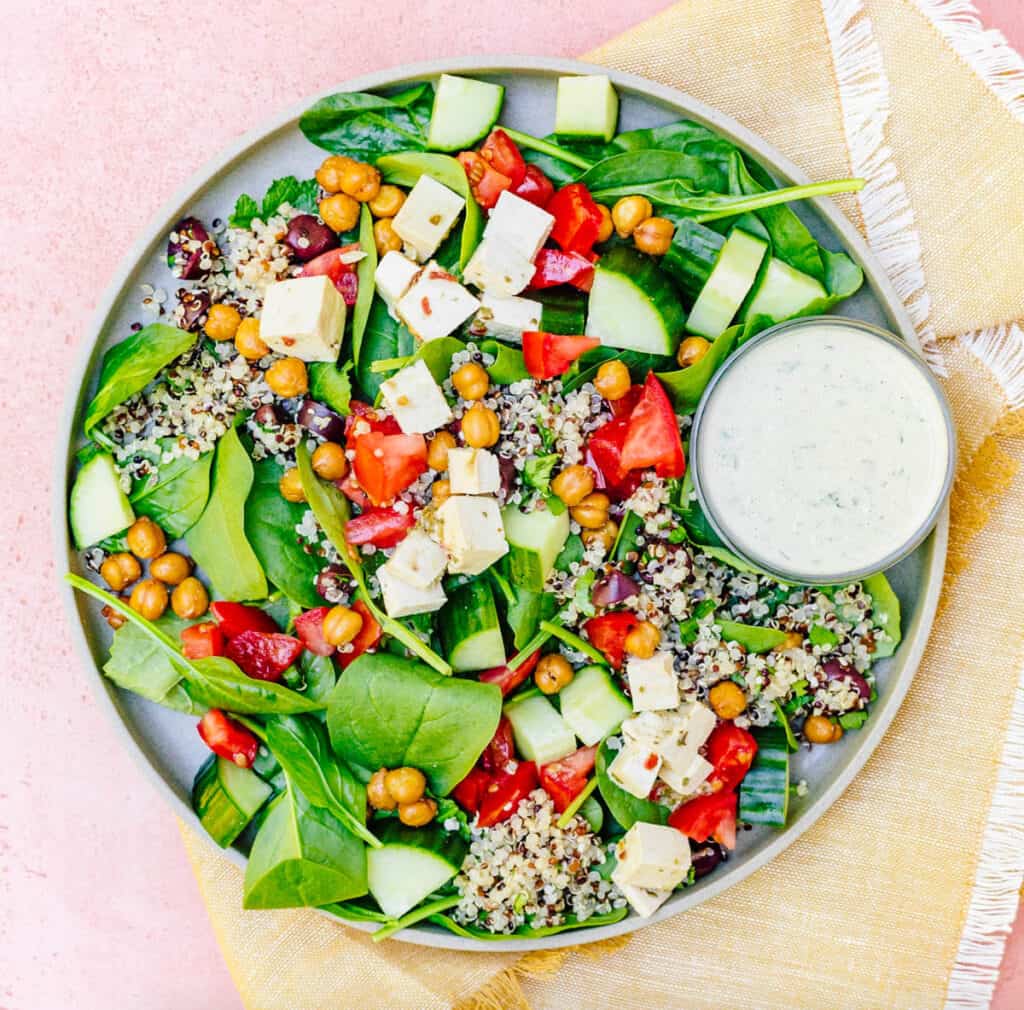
[377,563,447,619]
[379,359,453,434]
[468,293,542,342]
[659,753,713,797]
[463,239,536,297]
[375,251,420,314]
[385,529,448,589]
[614,821,693,892]
[611,878,673,919]
[485,190,555,262]
[258,275,347,362]
[396,263,480,342]
[436,495,509,575]
[447,448,500,495]
[391,176,465,262]
[626,652,680,712]
[607,742,661,799]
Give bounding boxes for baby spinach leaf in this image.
[355,299,415,400]
[302,651,338,703]
[130,446,213,538]
[409,336,467,384]
[103,611,197,704]
[501,583,558,651]
[612,510,643,563]
[595,740,669,831]
[561,347,673,394]
[862,571,902,658]
[352,204,378,362]
[610,120,720,154]
[427,906,628,940]
[581,150,729,205]
[327,652,502,796]
[325,899,392,924]
[717,619,787,654]
[371,893,463,942]
[307,361,353,416]
[670,471,726,549]
[655,325,739,413]
[479,339,530,384]
[186,427,268,602]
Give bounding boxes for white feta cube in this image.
[659,753,713,797]
[447,448,500,495]
[391,176,465,262]
[679,701,718,752]
[611,878,673,919]
[385,529,448,590]
[374,251,420,314]
[396,263,480,342]
[614,821,692,892]
[379,359,453,434]
[377,563,447,619]
[607,742,661,799]
[626,652,680,712]
[463,239,536,296]
[436,495,509,575]
[468,293,542,342]
[485,190,555,261]
[258,275,346,362]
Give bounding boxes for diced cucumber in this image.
[738,727,790,827]
[502,505,570,593]
[427,74,504,152]
[367,822,467,918]
[192,755,273,848]
[558,665,632,745]
[69,450,135,549]
[438,579,505,673]
[686,229,768,338]
[741,256,827,322]
[585,246,686,355]
[536,288,588,335]
[555,75,619,143]
[504,693,577,765]
[662,218,725,300]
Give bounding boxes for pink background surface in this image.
[1,2,1021,1008]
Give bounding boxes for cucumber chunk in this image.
[536,288,588,335]
[686,229,768,338]
[585,246,686,355]
[504,693,577,765]
[502,505,570,593]
[555,75,619,143]
[438,578,506,673]
[192,755,273,848]
[367,822,467,918]
[69,450,135,549]
[427,75,504,152]
[558,665,632,745]
[738,727,790,827]
[741,256,827,322]
[662,218,725,299]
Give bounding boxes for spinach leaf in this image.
[862,571,902,658]
[595,739,669,830]
[327,652,502,795]
[670,471,725,549]
[103,611,197,704]
[130,446,213,538]
[325,899,392,924]
[229,176,320,229]
[554,533,585,572]
[302,651,337,703]
[352,204,378,362]
[523,454,558,495]
[502,584,559,651]
[428,906,628,940]
[610,120,720,153]
[479,339,529,384]
[717,619,787,654]
[561,347,673,394]
[612,511,643,563]
[655,326,738,413]
[84,324,196,439]
[371,893,463,943]
[355,299,415,400]
[581,150,730,205]
[409,336,467,384]
[307,361,353,416]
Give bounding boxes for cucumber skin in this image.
[738,727,790,827]
[662,219,725,299]
[193,756,272,848]
[70,451,135,549]
[375,820,468,868]
[558,665,632,746]
[427,75,504,152]
[438,579,505,673]
[502,506,570,594]
[686,229,768,339]
[536,289,587,334]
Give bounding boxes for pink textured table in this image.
[1,3,1020,1008]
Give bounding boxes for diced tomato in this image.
[299,244,361,305]
[452,765,491,814]
[619,373,686,479]
[181,622,224,659]
[512,163,555,209]
[609,383,644,417]
[336,599,381,669]
[477,761,539,827]
[336,472,370,510]
[704,723,758,794]
[669,790,738,850]
[345,401,401,450]
[210,601,279,639]
[529,248,596,291]
[583,611,640,668]
[197,709,260,768]
[293,607,335,657]
[457,150,512,210]
[352,431,427,506]
[538,745,597,812]
[224,630,304,682]
[480,129,526,188]
[587,418,643,500]
[522,331,600,380]
[547,183,604,255]
[480,717,516,774]
[344,506,416,549]
[477,649,541,696]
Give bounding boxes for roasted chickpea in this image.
[339,160,381,203]
[234,317,269,360]
[461,403,500,448]
[367,768,397,811]
[535,654,574,694]
[427,431,457,471]
[149,552,192,586]
[611,195,653,238]
[595,203,614,243]
[100,552,142,592]
[204,302,242,342]
[624,620,661,659]
[373,218,402,256]
[312,441,349,481]
[279,468,306,503]
[431,479,452,506]
[551,464,596,507]
[101,603,128,630]
[676,335,712,369]
[581,519,619,554]
[319,193,360,233]
[126,517,166,560]
[130,578,168,621]
[265,357,308,398]
[368,184,406,218]
[804,715,843,745]
[779,631,805,651]
[316,155,356,193]
[709,681,747,720]
[171,576,209,620]
[633,216,674,256]
[452,362,490,401]
[570,492,610,529]
[398,797,437,827]
[594,360,631,401]
[384,767,426,806]
[323,605,364,647]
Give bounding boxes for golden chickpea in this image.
[535,654,574,694]
[234,317,269,360]
[570,492,611,529]
[594,360,631,401]
[431,479,452,506]
[279,468,306,503]
[171,576,209,620]
[316,155,356,193]
[129,578,168,621]
[624,620,661,659]
[595,203,614,243]
[581,519,619,554]
[551,464,596,507]
[677,335,712,369]
[461,403,500,448]
[804,715,843,745]
[367,768,397,811]
[150,552,192,586]
[319,193,361,233]
[373,218,402,256]
[368,184,406,218]
[452,362,490,401]
[101,603,127,630]
[779,631,805,651]
[312,441,349,481]
[339,160,381,203]
[611,195,653,238]
[384,767,426,806]
[126,517,166,560]
[322,605,364,647]
[204,302,242,342]
[709,681,747,720]
[398,797,437,827]
[100,552,142,592]
[633,216,674,256]
[265,357,308,398]
[427,431,457,471]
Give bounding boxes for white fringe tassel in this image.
[913,0,1024,123]
[959,322,1024,411]
[820,0,943,372]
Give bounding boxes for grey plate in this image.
[55,56,948,952]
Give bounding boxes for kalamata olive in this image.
[253,403,281,427]
[316,565,349,603]
[178,288,211,331]
[285,214,338,262]
[497,454,517,499]
[592,570,640,608]
[296,399,347,442]
[821,658,871,700]
[690,840,726,879]
[167,217,212,279]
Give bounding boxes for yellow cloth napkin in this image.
[181,2,1024,1006]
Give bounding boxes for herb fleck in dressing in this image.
[696,323,950,578]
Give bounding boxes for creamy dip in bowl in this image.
[690,317,955,585]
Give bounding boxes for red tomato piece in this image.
[352,431,427,506]
[583,611,640,668]
[587,418,643,500]
[336,599,381,669]
[457,150,512,210]
[668,790,738,850]
[299,244,361,305]
[512,163,555,209]
[344,506,416,549]
[197,709,260,768]
[547,183,604,255]
[609,383,644,418]
[480,129,526,187]
[181,621,224,659]
[452,766,491,814]
[704,723,758,793]
[480,717,517,774]
[522,331,600,380]
[529,248,596,291]
[345,402,402,450]
[293,606,335,657]
[477,761,539,828]
[619,373,686,479]
[210,601,279,639]
[224,630,304,682]
[336,472,370,511]
[538,745,597,812]
[477,649,541,696]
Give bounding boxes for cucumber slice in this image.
[686,229,768,338]
[504,693,577,765]
[367,822,467,918]
[192,755,273,848]
[438,579,505,673]
[501,505,570,593]
[585,246,687,355]
[741,256,827,322]
[536,288,588,335]
[69,451,135,549]
[555,75,619,143]
[662,218,725,299]
[427,75,504,152]
[738,727,790,827]
[559,665,632,745]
